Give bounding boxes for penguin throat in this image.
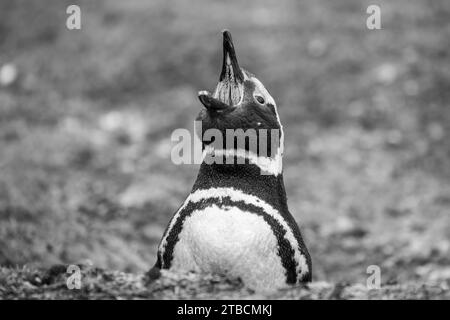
[213,67,244,106]
[193,150,289,211]
[201,146,283,176]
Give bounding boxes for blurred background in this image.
[0,0,449,285]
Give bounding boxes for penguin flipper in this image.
[146,264,161,282]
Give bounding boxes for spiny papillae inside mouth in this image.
[213,66,243,106]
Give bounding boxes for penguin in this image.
[150,30,312,291]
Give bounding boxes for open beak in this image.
[198,30,244,111]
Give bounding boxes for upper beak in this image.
[219,30,244,84]
[198,30,244,111]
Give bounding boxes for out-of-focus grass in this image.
[0,0,449,288]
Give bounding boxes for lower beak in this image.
[198,90,229,111]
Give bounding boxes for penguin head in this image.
[197,30,283,159]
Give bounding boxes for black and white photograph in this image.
[0,0,449,306]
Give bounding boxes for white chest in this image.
[170,204,287,291]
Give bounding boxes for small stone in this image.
[0,63,18,87]
[375,63,398,84]
[307,38,327,57]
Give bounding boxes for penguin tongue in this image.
[212,30,244,107]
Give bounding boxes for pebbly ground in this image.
[1,264,449,299]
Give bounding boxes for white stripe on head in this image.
[251,77,284,166]
[158,187,309,279]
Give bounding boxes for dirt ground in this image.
[0,0,449,299]
[1,264,449,299]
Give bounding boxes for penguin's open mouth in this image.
[198,30,244,111]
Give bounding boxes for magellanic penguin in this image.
[151,30,312,291]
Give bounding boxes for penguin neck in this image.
[191,148,288,210]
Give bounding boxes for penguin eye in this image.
[255,95,265,105]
